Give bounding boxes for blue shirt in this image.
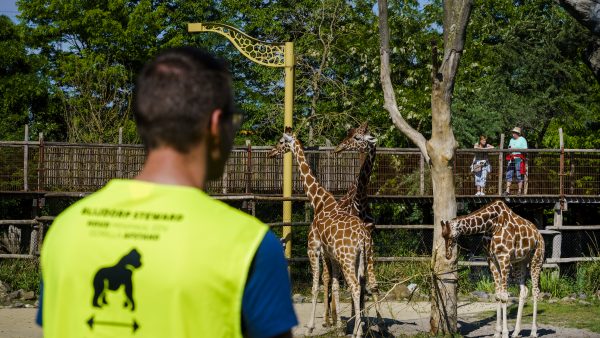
[37,230,297,338]
[508,136,527,155]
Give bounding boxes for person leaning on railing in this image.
[472,135,494,196]
[504,127,528,196]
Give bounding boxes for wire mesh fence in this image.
[1,140,599,196]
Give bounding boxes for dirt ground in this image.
[1,302,599,337]
[292,301,600,337]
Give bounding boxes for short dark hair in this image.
[133,47,234,152]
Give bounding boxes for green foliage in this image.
[575,260,600,295]
[539,270,576,297]
[8,0,599,147]
[0,15,61,140]
[0,259,40,292]
[453,0,600,149]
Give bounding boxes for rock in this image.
[596,290,600,300]
[548,299,559,304]
[560,296,575,303]
[292,294,306,303]
[540,292,552,300]
[21,291,35,301]
[390,284,412,300]
[25,304,34,308]
[578,300,591,305]
[7,290,21,301]
[11,302,25,308]
[578,293,587,299]
[470,291,489,300]
[0,281,9,295]
[34,300,39,307]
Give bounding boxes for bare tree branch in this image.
[377,0,431,164]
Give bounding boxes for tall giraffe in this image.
[268,128,371,337]
[441,200,545,338]
[321,122,379,325]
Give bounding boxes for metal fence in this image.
[1,141,599,197]
[1,136,599,268]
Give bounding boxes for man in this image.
[504,127,528,195]
[37,47,297,338]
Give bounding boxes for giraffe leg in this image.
[512,263,529,338]
[331,262,341,328]
[322,256,332,327]
[494,256,510,338]
[530,245,545,337]
[489,258,503,338]
[364,235,383,323]
[306,246,321,334]
[343,264,363,338]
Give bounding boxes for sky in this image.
[0,0,18,21]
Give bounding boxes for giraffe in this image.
[268,127,372,337]
[319,122,380,326]
[440,200,545,338]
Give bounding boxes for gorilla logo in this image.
[92,248,142,311]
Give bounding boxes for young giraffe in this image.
[268,127,371,337]
[319,122,380,326]
[441,200,545,338]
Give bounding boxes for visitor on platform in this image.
[472,135,494,196]
[504,127,528,195]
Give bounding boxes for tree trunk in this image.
[427,82,459,335]
[585,37,600,82]
[557,0,600,82]
[428,2,472,333]
[377,0,472,334]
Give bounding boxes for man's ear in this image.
[209,109,223,138]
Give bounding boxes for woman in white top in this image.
[472,135,494,196]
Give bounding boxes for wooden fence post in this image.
[419,153,425,195]
[552,128,566,277]
[498,133,505,195]
[552,202,563,278]
[37,132,44,191]
[23,125,29,191]
[559,128,564,199]
[244,140,253,213]
[117,127,123,178]
[325,139,331,191]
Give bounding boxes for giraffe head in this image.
[334,122,377,153]
[440,220,459,260]
[268,127,295,158]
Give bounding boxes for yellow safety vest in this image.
[41,179,267,338]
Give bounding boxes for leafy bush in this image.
[0,259,40,292]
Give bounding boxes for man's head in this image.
[334,122,377,153]
[134,47,237,181]
[511,127,521,140]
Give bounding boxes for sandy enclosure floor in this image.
[292,301,600,337]
[1,302,599,337]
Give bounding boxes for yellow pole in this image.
[187,23,295,258]
[283,42,294,259]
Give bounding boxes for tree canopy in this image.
[2,0,598,148]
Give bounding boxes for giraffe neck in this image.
[455,202,507,236]
[291,140,337,215]
[339,144,376,221]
